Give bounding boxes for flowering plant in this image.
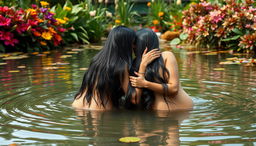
[182,0,256,52]
[146,0,171,32]
[0,1,65,52]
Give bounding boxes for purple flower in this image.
[44,12,54,20]
[40,8,48,13]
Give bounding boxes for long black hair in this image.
[131,28,170,110]
[75,26,136,108]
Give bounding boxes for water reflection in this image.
[75,109,190,145]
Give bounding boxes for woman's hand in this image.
[140,48,161,68]
[129,72,148,88]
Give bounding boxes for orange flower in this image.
[40,41,47,46]
[27,8,37,16]
[158,12,164,17]
[40,1,49,7]
[48,27,56,34]
[152,20,159,25]
[115,19,121,24]
[63,17,69,21]
[37,18,44,23]
[147,2,151,7]
[55,34,62,41]
[33,31,41,37]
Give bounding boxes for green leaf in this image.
[232,28,243,35]
[221,35,240,42]
[70,33,78,41]
[179,33,188,40]
[170,38,181,45]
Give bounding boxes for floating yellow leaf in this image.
[43,51,50,54]
[17,66,26,69]
[204,52,218,55]
[66,51,79,54]
[119,137,141,143]
[71,49,84,52]
[8,70,20,73]
[79,68,88,71]
[0,63,7,65]
[60,55,72,58]
[3,55,29,60]
[213,68,225,71]
[31,52,39,55]
[226,57,238,61]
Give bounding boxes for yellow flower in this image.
[56,18,66,24]
[158,12,164,17]
[48,27,56,34]
[115,19,121,24]
[147,2,151,7]
[40,1,49,7]
[64,6,71,11]
[27,8,37,16]
[152,20,159,25]
[40,41,47,46]
[63,17,69,21]
[41,31,53,40]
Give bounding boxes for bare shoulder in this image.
[161,51,177,62]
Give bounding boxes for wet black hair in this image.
[128,28,170,110]
[74,26,136,108]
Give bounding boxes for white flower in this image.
[106,11,112,17]
[89,10,96,17]
[98,0,103,3]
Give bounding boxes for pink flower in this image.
[16,23,29,34]
[0,6,10,13]
[209,10,223,23]
[4,39,19,46]
[0,15,11,26]
[58,27,66,32]
[245,24,251,28]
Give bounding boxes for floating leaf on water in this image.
[8,70,20,73]
[79,68,88,71]
[0,62,7,65]
[170,38,181,46]
[66,51,79,54]
[226,57,238,61]
[219,61,240,65]
[43,51,50,54]
[204,52,218,55]
[3,55,29,60]
[213,68,225,71]
[31,52,39,55]
[71,49,84,52]
[43,67,59,70]
[17,66,26,69]
[60,55,72,58]
[119,137,141,143]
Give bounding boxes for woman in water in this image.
[72,26,160,110]
[129,28,193,110]
[72,26,136,110]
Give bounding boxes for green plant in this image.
[114,0,138,26]
[146,0,170,32]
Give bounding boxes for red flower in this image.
[4,39,19,46]
[58,27,66,32]
[0,15,11,26]
[0,6,10,13]
[16,23,29,34]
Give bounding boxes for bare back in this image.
[152,51,193,111]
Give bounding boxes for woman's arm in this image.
[130,51,179,97]
[130,48,161,104]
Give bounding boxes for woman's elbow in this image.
[167,85,179,96]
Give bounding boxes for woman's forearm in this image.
[144,80,179,96]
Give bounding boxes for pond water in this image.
[0,45,256,145]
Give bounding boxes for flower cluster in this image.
[146,0,170,32]
[0,1,66,51]
[182,0,256,51]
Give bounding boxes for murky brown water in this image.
[0,45,256,145]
